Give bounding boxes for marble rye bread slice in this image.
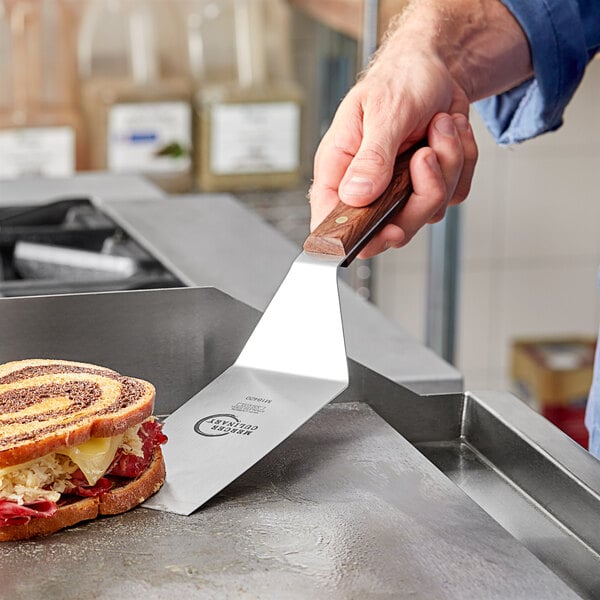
[0,358,166,541]
[0,358,155,468]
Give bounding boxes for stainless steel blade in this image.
[144,252,347,514]
[144,146,417,514]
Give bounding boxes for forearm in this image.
[376,0,533,102]
[308,1,483,253]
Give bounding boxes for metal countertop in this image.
[2,288,599,599]
[0,403,580,600]
[0,172,165,203]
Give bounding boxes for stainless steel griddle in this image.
[1,288,599,599]
[0,173,463,395]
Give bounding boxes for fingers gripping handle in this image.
[304,144,420,267]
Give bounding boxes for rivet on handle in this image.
[304,141,423,264]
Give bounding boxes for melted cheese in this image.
[0,422,145,504]
[56,434,124,486]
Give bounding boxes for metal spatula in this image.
[144,147,415,514]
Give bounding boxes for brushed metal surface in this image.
[0,404,579,600]
[1,289,599,598]
[0,287,260,414]
[337,367,600,600]
[419,440,600,600]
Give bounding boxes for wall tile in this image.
[502,153,600,260]
[462,368,510,393]
[461,146,509,265]
[455,267,495,374]
[373,264,427,343]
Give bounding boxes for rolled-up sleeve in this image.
[475,0,600,145]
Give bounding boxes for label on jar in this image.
[107,102,192,173]
[210,101,300,174]
[0,126,75,179]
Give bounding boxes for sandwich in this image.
[0,358,167,541]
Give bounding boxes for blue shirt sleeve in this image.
[474,0,600,145]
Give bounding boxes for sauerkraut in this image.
[0,421,146,505]
[0,453,77,504]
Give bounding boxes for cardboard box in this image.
[511,337,597,448]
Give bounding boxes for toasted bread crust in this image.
[0,448,165,542]
[0,359,155,467]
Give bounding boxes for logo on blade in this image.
[194,413,259,437]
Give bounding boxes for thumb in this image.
[338,139,398,208]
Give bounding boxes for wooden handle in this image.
[304,143,421,266]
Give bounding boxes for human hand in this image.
[308,0,530,258]
[309,48,477,258]
[310,110,478,258]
